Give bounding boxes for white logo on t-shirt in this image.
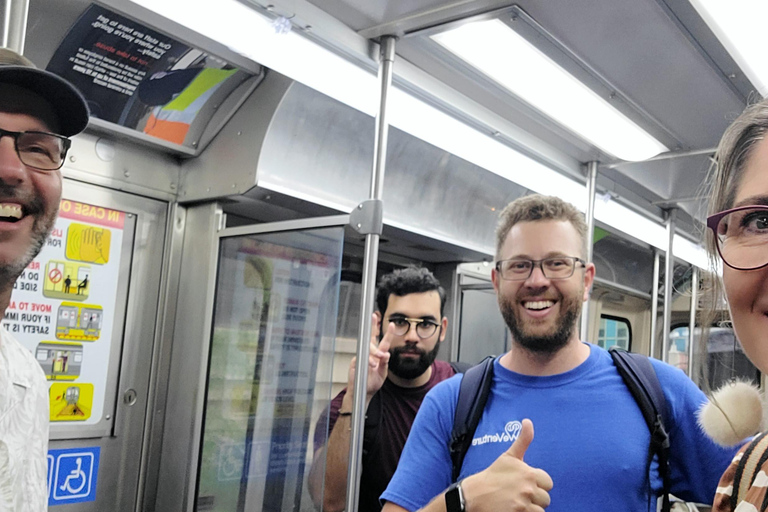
[471,420,522,446]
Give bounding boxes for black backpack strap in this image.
[609,347,671,512]
[449,356,495,482]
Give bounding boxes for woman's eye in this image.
[742,213,768,233]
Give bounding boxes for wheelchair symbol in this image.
[53,452,94,501]
[59,457,86,494]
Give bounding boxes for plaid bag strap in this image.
[731,431,768,511]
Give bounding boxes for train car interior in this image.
[3,0,764,510]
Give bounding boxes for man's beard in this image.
[498,290,582,354]
[388,341,441,380]
[0,186,55,290]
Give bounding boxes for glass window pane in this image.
[597,316,631,351]
[196,226,344,511]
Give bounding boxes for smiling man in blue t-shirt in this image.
[381,194,738,512]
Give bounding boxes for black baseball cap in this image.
[0,48,89,136]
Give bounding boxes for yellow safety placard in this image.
[66,223,111,264]
[56,302,103,341]
[43,261,91,301]
[50,382,93,421]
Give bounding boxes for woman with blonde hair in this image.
[702,98,768,511]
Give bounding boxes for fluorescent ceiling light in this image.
[130,0,705,266]
[688,0,768,96]
[432,20,668,162]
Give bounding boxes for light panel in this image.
[130,0,706,267]
[431,20,668,162]
[689,0,768,96]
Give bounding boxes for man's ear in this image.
[582,262,596,302]
[491,266,500,293]
[439,316,448,342]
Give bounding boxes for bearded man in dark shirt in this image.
[308,267,458,512]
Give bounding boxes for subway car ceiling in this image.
[27,0,757,270]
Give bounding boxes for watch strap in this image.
[445,480,465,512]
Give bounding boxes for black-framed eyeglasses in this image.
[495,256,586,281]
[0,128,71,171]
[707,205,768,271]
[387,316,441,339]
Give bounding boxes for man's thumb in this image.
[507,419,534,460]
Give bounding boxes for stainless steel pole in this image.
[0,0,28,52]
[346,35,396,512]
[580,161,598,343]
[687,266,699,377]
[662,208,677,363]
[650,250,660,358]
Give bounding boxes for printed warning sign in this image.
[5,199,125,426]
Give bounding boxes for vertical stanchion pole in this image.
[687,266,699,377]
[346,35,396,512]
[650,250,660,358]
[580,161,598,343]
[662,208,677,363]
[0,0,28,52]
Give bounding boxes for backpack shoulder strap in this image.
[609,347,671,512]
[731,430,768,511]
[449,356,495,482]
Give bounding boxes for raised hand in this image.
[346,313,393,399]
[461,419,553,511]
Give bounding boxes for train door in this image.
[7,178,168,510]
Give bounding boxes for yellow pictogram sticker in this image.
[66,223,111,264]
[49,382,93,421]
[56,302,102,341]
[43,261,91,301]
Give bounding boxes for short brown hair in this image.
[495,194,588,260]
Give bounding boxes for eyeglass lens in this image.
[715,207,768,269]
[389,318,438,338]
[499,258,577,280]
[15,132,68,170]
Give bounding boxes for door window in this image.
[597,315,631,350]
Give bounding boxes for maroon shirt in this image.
[313,360,457,511]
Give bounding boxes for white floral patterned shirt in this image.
[0,327,49,511]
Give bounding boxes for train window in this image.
[668,326,691,372]
[696,327,759,389]
[597,315,631,351]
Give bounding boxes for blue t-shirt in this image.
[381,344,738,511]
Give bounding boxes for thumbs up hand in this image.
[459,419,553,511]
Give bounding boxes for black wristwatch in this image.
[445,480,466,512]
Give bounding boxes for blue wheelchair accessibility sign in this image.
[47,447,100,506]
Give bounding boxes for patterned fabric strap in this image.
[732,431,768,511]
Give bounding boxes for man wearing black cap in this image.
[0,48,89,511]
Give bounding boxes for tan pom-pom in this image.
[698,381,763,447]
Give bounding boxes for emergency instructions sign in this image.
[3,199,125,426]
